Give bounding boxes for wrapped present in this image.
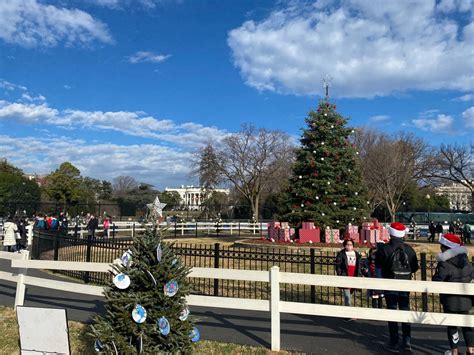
[267,221,281,241]
[278,227,295,242]
[345,224,359,242]
[346,224,358,234]
[324,228,340,243]
[299,227,320,243]
[362,222,374,230]
[268,221,281,229]
[302,221,316,230]
[362,229,376,244]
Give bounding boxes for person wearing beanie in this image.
[376,222,419,352]
[433,233,473,355]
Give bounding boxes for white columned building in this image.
[435,182,472,212]
[164,185,230,210]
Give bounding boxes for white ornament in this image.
[351,129,355,133]
[309,240,313,244]
[321,213,325,216]
[299,175,302,179]
[321,142,325,145]
[355,192,358,196]
[324,113,328,116]
[348,169,351,172]
[313,150,316,154]
[356,151,359,155]
[353,207,357,210]
[301,203,304,207]
[352,218,355,221]
[333,202,337,205]
[315,196,319,200]
[336,220,340,223]
[367,201,370,204]
[321,157,324,161]
[327,181,330,185]
[331,125,334,128]
[344,183,348,186]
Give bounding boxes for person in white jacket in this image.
[3,217,18,252]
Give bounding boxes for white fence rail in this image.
[65,221,267,238]
[1,251,473,351]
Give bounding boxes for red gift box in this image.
[299,228,320,243]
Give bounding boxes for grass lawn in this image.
[0,306,294,355]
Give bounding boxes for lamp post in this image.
[426,194,431,223]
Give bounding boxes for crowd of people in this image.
[1,212,114,252]
[335,221,473,354]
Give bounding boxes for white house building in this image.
[436,182,472,212]
[164,185,230,210]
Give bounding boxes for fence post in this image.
[84,235,92,284]
[270,266,280,351]
[238,222,241,236]
[213,243,220,296]
[181,222,184,236]
[14,250,30,308]
[310,248,316,303]
[420,252,428,312]
[132,223,135,238]
[195,222,198,238]
[174,222,177,238]
[53,231,59,261]
[112,223,116,241]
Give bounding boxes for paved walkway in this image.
[0,258,454,354]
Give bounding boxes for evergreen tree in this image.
[91,226,197,353]
[285,100,369,229]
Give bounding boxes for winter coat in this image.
[375,237,419,279]
[432,247,473,312]
[335,249,362,277]
[3,222,18,246]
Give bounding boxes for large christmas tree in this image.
[285,100,368,229]
[91,225,198,353]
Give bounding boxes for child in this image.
[364,246,384,308]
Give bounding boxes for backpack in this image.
[389,246,412,280]
[36,219,45,229]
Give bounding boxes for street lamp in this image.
[426,194,431,223]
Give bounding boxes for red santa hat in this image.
[388,222,407,238]
[439,233,463,249]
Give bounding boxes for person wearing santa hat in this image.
[433,233,473,355]
[376,222,419,352]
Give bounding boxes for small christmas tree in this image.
[91,225,197,353]
[284,99,368,229]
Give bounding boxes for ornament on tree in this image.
[164,280,179,297]
[331,125,334,128]
[321,142,325,145]
[353,207,357,210]
[300,203,304,207]
[113,273,131,290]
[355,192,358,196]
[333,202,337,205]
[145,269,157,287]
[158,316,170,336]
[190,327,200,343]
[179,307,190,321]
[315,196,319,200]
[156,244,162,262]
[321,157,324,161]
[327,181,331,185]
[132,304,147,324]
[121,250,132,267]
[94,340,104,352]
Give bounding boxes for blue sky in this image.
[0,0,472,189]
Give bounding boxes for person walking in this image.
[86,214,98,239]
[433,233,473,355]
[376,222,419,352]
[336,238,362,321]
[462,223,471,245]
[102,215,110,238]
[437,222,444,242]
[3,217,18,252]
[428,221,436,243]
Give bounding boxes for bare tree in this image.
[112,176,139,197]
[426,143,473,211]
[355,129,432,221]
[202,124,294,221]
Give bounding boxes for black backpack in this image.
[389,246,412,280]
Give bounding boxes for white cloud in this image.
[228,0,474,98]
[21,93,46,102]
[0,100,227,148]
[369,115,390,122]
[128,51,171,64]
[452,94,473,102]
[63,85,72,90]
[462,106,474,128]
[0,0,113,48]
[412,114,454,132]
[437,0,472,13]
[93,0,163,9]
[0,79,27,92]
[0,134,193,187]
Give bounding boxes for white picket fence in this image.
[66,221,267,238]
[0,251,473,351]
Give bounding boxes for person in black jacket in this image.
[335,238,362,321]
[376,222,419,353]
[428,221,436,243]
[433,233,473,355]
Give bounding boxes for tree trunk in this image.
[471,191,474,212]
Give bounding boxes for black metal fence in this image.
[31,230,471,312]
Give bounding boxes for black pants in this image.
[428,233,435,242]
[386,293,411,345]
[447,311,474,349]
